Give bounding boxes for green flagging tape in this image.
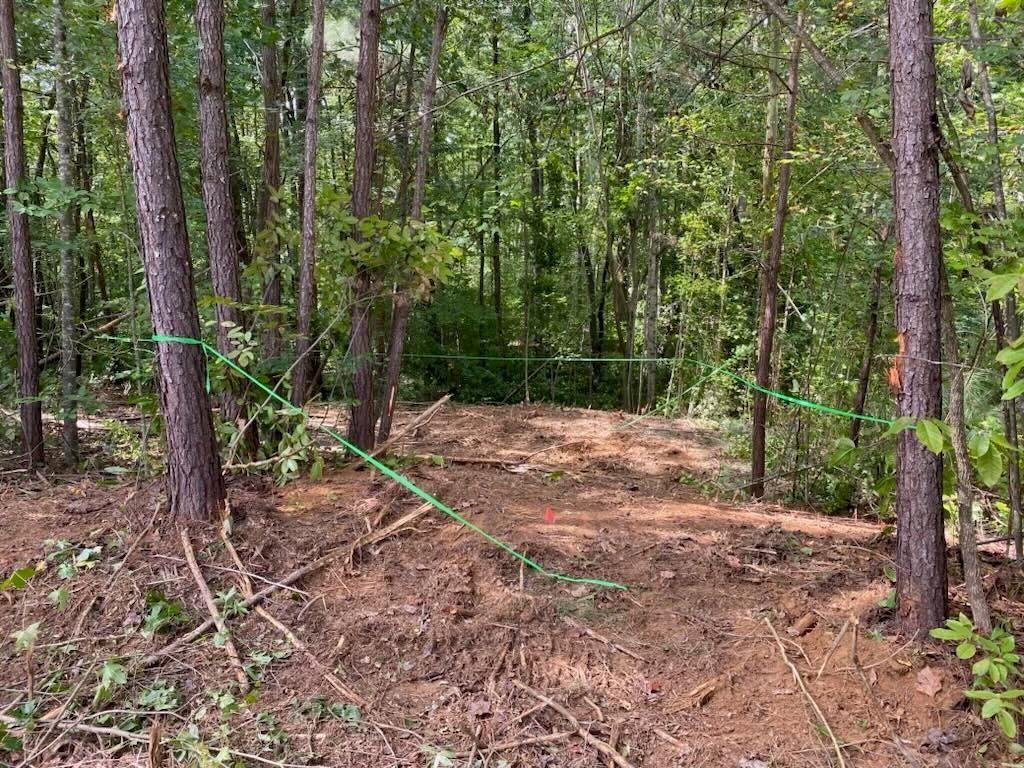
[407,352,893,426]
[144,334,626,591]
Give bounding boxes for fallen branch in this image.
[816,617,852,678]
[361,394,451,464]
[764,617,846,768]
[652,727,689,753]
[39,311,133,368]
[563,616,648,662]
[849,620,923,768]
[143,542,350,666]
[513,680,636,768]
[450,730,574,757]
[347,502,433,565]
[179,529,249,692]
[220,529,366,706]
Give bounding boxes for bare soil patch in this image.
[0,403,1002,767]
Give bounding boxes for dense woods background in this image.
[1,0,1024,638]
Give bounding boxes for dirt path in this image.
[0,403,981,767]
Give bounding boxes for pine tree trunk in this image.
[0,0,44,467]
[196,0,245,430]
[258,0,283,359]
[850,264,883,445]
[889,0,947,635]
[291,0,325,407]
[54,0,78,466]
[347,0,380,451]
[117,0,225,522]
[377,5,448,442]
[642,196,659,409]
[751,22,801,499]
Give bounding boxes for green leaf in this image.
[986,273,1021,302]
[884,416,916,437]
[1,566,36,591]
[11,622,41,652]
[956,642,978,659]
[997,709,1018,739]
[976,445,1004,487]
[964,688,998,699]
[982,697,1005,718]
[1004,378,1024,401]
[915,418,945,454]
[48,586,70,610]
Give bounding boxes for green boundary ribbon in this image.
[147,334,628,591]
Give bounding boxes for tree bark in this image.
[291,0,326,407]
[117,0,225,521]
[347,0,380,451]
[751,21,801,499]
[850,264,883,446]
[967,0,1022,560]
[941,277,991,632]
[258,0,283,359]
[889,0,947,635]
[377,5,448,442]
[0,0,44,467]
[196,0,245,432]
[490,26,503,338]
[54,0,79,466]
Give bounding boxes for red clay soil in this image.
[0,403,1007,767]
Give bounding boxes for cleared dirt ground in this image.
[0,402,1006,767]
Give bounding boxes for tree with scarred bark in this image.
[888,0,947,635]
[117,0,225,521]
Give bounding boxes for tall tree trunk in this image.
[117,0,225,521]
[347,0,380,451]
[490,26,502,338]
[751,21,801,499]
[967,0,1022,560]
[55,0,78,466]
[941,277,991,632]
[258,0,283,359]
[395,43,416,222]
[377,5,448,442]
[850,264,883,445]
[642,192,659,409]
[889,0,947,635]
[196,0,245,432]
[0,0,44,467]
[291,0,325,407]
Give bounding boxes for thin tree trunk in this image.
[347,0,380,451]
[0,0,44,467]
[751,20,801,499]
[642,193,659,409]
[292,0,325,407]
[490,26,502,338]
[941,277,991,632]
[889,0,947,635]
[54,0,78,466]
[967,0,1022,560]
[258,0,283,359]
[377,5,448,442]
[196,0,245,431]
[850,264,883,445]
[117,0,225,521]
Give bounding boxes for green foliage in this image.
[93,658,128,705]
[931,615,1023,740]
[141,590,189,638]
[11,622,41,653]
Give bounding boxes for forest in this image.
[2,0,1024,763]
